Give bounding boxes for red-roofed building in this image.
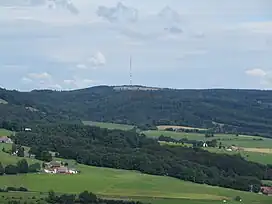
[261,186,272,196]
[0,136,13,144]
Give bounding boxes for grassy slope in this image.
[143,130,272,165]
[0,144,271,204]
[143,130,272,148]
[207,148,272,165]
[262,180,272,186]
[83,121,135,130]
[0,144,41,166]
[0,129,12,136]
[0,163,271,204]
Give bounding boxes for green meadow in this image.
[83,121,135,130]
[143,130,272,149]
[0,138,272,203]
[0,129,12,136]
[0,143,41,166]
[143,130,272,165]
[0,163,271,204]
[206,148,272,165]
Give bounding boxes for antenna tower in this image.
[129,56,132,86]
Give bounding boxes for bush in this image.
[28,163,41,173]
[5,165,18,175]
[6,187,28,192]
[234,196,242,201]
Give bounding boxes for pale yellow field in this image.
[157,125,207,131]
[242,148,272,154]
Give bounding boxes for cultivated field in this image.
[83,121,135,130]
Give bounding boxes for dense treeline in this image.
[158,135,218,147]
[3,190,146,204]
[0,160,40,175]
[2,87,272,136]
[46,190,146,204]
[14,124,272,192]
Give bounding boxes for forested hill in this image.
[1,86,272,136]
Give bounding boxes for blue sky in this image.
[0,0,271,90]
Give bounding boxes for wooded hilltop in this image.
[1,86,272,137]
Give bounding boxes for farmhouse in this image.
[261,186,272,196]
[0,136,13,144]
[44,161,78,175]
[48,161,61,168]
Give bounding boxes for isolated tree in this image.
[46,190,58,204]
[234,196,242,201]
[78,191,97,204]
[0,162,4,175]
[11,143,17,153]
[17,147,24,157]
[40,151,52,162]
[17,159,29,173]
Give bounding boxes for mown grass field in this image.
[0,163,271,204]
[0,129,12,136]
[83,121,135,130]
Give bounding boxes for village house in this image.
[0,136,13,144]
[261,186,272,196]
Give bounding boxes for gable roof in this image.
[0,136,9,142]
[261,186,272,194]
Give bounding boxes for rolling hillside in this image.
[0,149,271,204]
[2,86,272,136]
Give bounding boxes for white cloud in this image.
[245,68,267,77]
[76,64,88,70]
[27,72,52,80]
[63,78,96,89]
[96,2,138,24]
[0,0,79,15]
[88,51,106,67]
[1,1,272,90]
[240,21,272,34]
[21,77,33,84]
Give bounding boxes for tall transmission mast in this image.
[129,56,132,86]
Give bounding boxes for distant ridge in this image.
[1,86,272,137]
[113,85,162,91]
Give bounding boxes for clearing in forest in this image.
[83,121,135,130]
